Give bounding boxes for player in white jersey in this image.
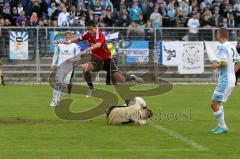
[50,32,79,107]
[210,28,240,134]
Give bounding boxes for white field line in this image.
[150,122,208,151]
[0,148,197,152]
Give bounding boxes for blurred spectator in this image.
[187,12,200,41]
[138,14,145,25]
[30,12,38,26]
[86,9,94,21]
[129,0,142,21]
[178,1,189,17]
[118,8,129,27]
[150,7,162,29]
[189,0,199,15]
[69,5,80,26]
[52,19,58,27]
[155,0,166,8]
[58,6,70,26]
[201,15,212,27]
[141,0,149,21]
[16,10,27,26]
[103,11,114,26]
[101,0,113,13]
[93,0,103,15]
[42,17,49,26]
[176,1,188,27]
[93,14,100,26]
[146,1,155,20]
[234,0,240,12]
[145,20,154,48]
[48,2,57,18]
[17,3,23,15]
[11,7,18,26]
[200,0,210,11]
[228,14,235,27]
[211,7,222,27]
[2,2,11,16]
[4,18,11,26]
[119,0,128,12]
[62,0,71,9]
[0,0,4,11]
[79,15,86,27]
[166,1,177,27]
[159,1,168,25]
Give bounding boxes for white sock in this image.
[52,89,59,102]
[213,106,227,128]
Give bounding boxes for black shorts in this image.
[91,56,119,73]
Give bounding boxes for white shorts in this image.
[212,85,234,102]
[56,63,74,85]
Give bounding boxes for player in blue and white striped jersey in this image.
[210,28,240,134]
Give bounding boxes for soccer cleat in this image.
[213,127,228,134]
[86,87,95,97]
[210,126,220,132]
[50,100,58,107]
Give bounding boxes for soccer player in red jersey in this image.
[66,20,127,97]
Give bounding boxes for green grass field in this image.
[0,84,240,159]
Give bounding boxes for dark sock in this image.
[84,72,94,89]
[67,84,72,94]
[87,82,94,89]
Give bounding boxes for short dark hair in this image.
[86,20,96,27]
[143,107,153,118]
[217,27,229,39]
[147,108,153,118]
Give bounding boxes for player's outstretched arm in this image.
[64,36,82,44]
[84,42,102,52]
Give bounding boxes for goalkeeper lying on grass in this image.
[106,97,153,125]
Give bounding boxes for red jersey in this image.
[81,29,111,59]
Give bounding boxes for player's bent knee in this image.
[112,72,126,83]
[81,63,94,72]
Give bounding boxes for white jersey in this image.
[187,18,200,33]
[217,42,240,87]
[58,12,70,26]
[52,43,79,66]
